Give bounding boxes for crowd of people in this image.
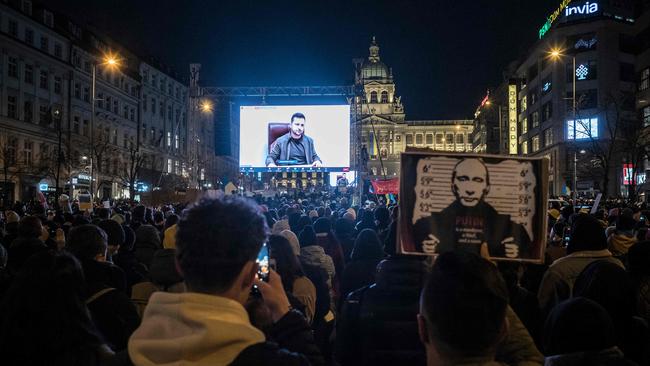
[0,190,649,366]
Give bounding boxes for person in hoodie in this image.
[134,224,161,269]
[6,215,48,273]
[67,224,139,351]
[128,195,324,366]
[608,214,638,258]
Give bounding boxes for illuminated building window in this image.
[522,117,528,134]
[415,134,423,145]
[522,141,528,155]
[531,135,540,152]
[425,134,433,145]
[405,134,413,145]
[381,91,388,103]
[370,91,378,103]
[567,118,598,140]
[544,128,553,147]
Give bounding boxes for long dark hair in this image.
[0,251,106,365]
[268,235,304,292]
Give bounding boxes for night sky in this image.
[49,0,557,119]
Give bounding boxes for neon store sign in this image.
[539,1,599,39]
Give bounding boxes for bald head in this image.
[451,159,490,207]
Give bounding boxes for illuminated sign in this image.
[542,82,552,92]
[39,183,48,191]
[575,37,597,49]
[576,64,589,80]
[567,118,598,140]
[508,84,517,154]
[623,164,634,185]
[566,1,598,16]
[539,0,572,39]
[78,174,91,181]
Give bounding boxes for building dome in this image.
[360,36,391,80]
[362,60,389,79]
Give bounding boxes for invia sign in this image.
[539,1,599,39]
[565,1,598,16]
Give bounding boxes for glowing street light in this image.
[200,100,213,113]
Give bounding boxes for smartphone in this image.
[256,243,269,282]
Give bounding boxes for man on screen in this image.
[412,158,531,259]
[266,113,322,167]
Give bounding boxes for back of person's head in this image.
[279,229,300,256]
[299,225,317,248]
[296,215,312,233]
[0,251,104,363]
[419,252,508,359]
[132,205,146,222]
[561,205,574,219]
[374,206,390,226]
[543,297,616,356]
[153,211,164,224]
[268,235,303,291]
[97,219,125,247]
[5,210,20,224]
[573,260,636,321]
[71,215,91,227]
[135,224,161,248]
[17,216,42,238]
[164,213,179,230]
[96,207,110,220]
[616,215,636,232]
[67,225,108,262]
[313,217,332,234]
[149,249,183,289]
[288,212,302,232]
[176,196,267,293]
[334,217,354,237]
[351,228,384,261]
[567,214,607,254]
[628,241,650,277]
[120,225,136,252]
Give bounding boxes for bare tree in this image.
[118,140,148,200]
[574,91,629,196]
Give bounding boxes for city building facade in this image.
[0,0,217,205]
[475,0,649,200]
[354,38,473,179]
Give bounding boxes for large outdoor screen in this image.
[239,105,350,172]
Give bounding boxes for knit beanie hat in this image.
[313,217,332,234]
[567,214,607,254]
[97,219,125,247]
[5,210,20,224]
[272,219,290,235]
[110,214,125,225]
[280,229,300,256]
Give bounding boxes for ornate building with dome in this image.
[353,37,474,178]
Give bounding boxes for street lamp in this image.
[90,52,121,198]
[548,47,578,202]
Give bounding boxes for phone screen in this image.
[256,243,269,282]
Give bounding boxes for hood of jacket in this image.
[544,346,627,366]
[608,233,637,256]
[128,292,265,366]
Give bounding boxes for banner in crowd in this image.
[398,152,548,263]
[370,178,400,195]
